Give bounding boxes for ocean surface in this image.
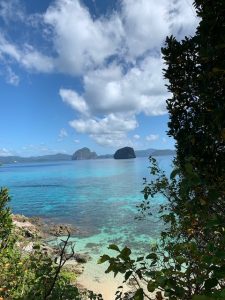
[0,156,173,288]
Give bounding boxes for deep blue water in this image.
[0,156,173,252]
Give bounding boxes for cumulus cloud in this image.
[0,0,198,146]
[121,0,169,58]
[80,56,167,116]
[60,89,89,115]
[69,113,137,135]
[69,113,137,147]
[44,0,124,75]
[146,134,159,142]
[133,134,140,140]
[50,0,197,146]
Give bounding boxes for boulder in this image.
[114,147,136,159]
[48,224,78,236]
[72,147,97,160]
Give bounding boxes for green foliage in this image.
[0,188,102,300]
[0,188,13,249]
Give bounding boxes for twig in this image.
[44,232,72,299]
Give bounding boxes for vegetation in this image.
[0,188,81,300]
[0,188,104,300]
[99,0,225,299]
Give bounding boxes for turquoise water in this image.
[0,156,173,254]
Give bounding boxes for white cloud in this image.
[60,56,168,118]
[59,128,68,138]
[44,0,124,75]
[146,134,159,142]
[0,0,25,23]
[5,66,20,86]
[0,0,198,146]
[121,0,169,58]
[69,113,137,135]
[0,148,13,156]
[21,45,54,73]
[0,33,54,74]
[69,113,137,147]
[54,0,197,146]
[74,139,80,143]
[60,89,89,115]
[133,134,140,140]
[0,33,21,61]
[168,0,199,39]
[90,132,133,148]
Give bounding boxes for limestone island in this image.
[114,147,136,159]
[72,147,97,160]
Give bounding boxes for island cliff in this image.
[114,147,136,159]
[72,147,97,160]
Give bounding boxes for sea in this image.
[0,156,173,295]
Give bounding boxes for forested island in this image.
[0,148,175,164]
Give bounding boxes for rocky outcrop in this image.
[114,147,136,159]
[72,148,97,160]
[48,224,79,236]
[12,214,79,238]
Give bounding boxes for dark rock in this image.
[72,147,97,160]
[114,147,136,159]
[48,224,77,236]
[74,253,89,263]
[24,229,35,238]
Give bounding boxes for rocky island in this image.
[72,147,97,160]
[114,147,136,159]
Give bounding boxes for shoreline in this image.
[12,214,130,299]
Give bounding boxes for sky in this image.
[0,0,199,156]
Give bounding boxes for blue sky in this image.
[0,0,198,156]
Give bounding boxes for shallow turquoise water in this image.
[0,156,173,253]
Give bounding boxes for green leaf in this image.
[170,168,179,179]
[32,244,41,250]
[192,296,213,300]
[108,244,120,252]
[136,256,144,262]
[147,281,157,292]
[146,253,158,260]
[185,162,194,174]
[125,270,132,281]
[133,288,144,300]
[98,254,110,264]
[120,246,131,259]
[175,255,186,264]
[204,278,218,290]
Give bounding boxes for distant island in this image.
[72,147,97,160]
[114,147,136,159]
[0,148,175,164]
